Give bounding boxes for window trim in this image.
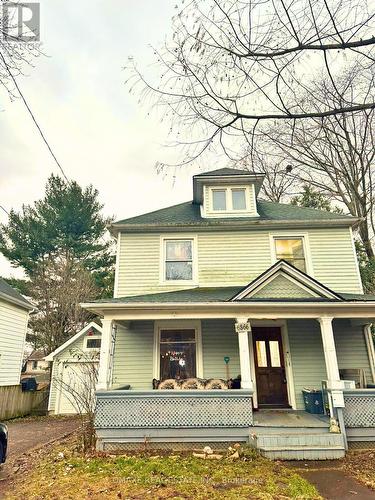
[160,235,198,285]
[208,185,250,214]
[269,233,313,276]
[153,320,203,380]
[83,334,102,352]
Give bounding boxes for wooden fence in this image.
[0,384,49,420]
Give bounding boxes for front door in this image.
[252,327,289,408]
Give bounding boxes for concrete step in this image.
[253,433,344,448]
[249,432,346,460]
[260,446,346,460]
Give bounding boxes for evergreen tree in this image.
[0,175,115,350]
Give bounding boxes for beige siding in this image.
[111,320,240,390]
[252,275,318,299]
[287,319,327,409]
[116,226,362,297]
[308,228,361,294]
[334,319,372,383]
[112,322,154,390]
[202,319,240,380]
[287,319,372,409]
[0,299,28,386]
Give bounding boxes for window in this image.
[232,189,246,210]
[164,239,193,281]
[159,329,196,380]
[84,336,101,350]
[274,238,306,272]
[209,186,249,213]
[32,360,38,370]
[212,190,226,211]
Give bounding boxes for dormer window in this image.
[209,186,251,214]
[232,188,246,210]
[212,189,227,211]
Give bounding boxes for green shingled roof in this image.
[194,167,257,177]
[113,200,354,227]
[0,278,33,309]
[93,287,375,304]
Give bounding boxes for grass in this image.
[5,439,320,499]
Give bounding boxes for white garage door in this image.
[57,362,98,414]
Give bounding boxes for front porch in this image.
[92,312,375,457]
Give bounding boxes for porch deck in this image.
[253,409,329,428]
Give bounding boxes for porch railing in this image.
[95,389,253,429]
[343,390,375,428]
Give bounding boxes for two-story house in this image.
[83,168,375,459]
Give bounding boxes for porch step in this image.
[249,432,346,460]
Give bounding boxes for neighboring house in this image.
[22,350,50,383]
[82,168,375,459]
[46,322,102,414]
[0,278,33,387]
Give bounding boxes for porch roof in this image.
[89,287,375,305]
[86,286,375,304]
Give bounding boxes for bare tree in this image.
[53,349,99,452]
[255,73,375,258]
[29,256,98,353]
[236,154,297,203]
[128,0,375,167]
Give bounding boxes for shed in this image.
[45,322,102,414]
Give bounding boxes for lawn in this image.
[5,439,320,499]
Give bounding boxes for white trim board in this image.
[45,322,102,361]
[153,319,203,380]
[159,234,198,287]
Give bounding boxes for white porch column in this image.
[235,317,253,391]
[97,318,113,391]
[364,323,375,383]
[318,317,344,391]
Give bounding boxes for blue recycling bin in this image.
[302,389,324,414]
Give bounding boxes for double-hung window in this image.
[274,237,306,272]
[164,239,194,281]
[211,187,248,213]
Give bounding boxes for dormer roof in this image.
[193,167,265,204]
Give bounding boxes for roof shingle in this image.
[113,199,354,226]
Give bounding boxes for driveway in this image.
[0,416,80,497]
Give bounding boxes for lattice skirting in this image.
[343,395,375,428]
[95,390,253,429]
[100,441,244,452]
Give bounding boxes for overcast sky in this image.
[0,0,223,277]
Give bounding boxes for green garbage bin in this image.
[302,388,324,414]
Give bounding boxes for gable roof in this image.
[230,260,344,301]
[45,321,102,361]
[27,349,47,361]
[0,278,33,310]
[111,199,357,233]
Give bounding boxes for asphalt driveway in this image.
[0,415,79,497]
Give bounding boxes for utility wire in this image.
[0,205,9,215]
[0,50,70,183]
